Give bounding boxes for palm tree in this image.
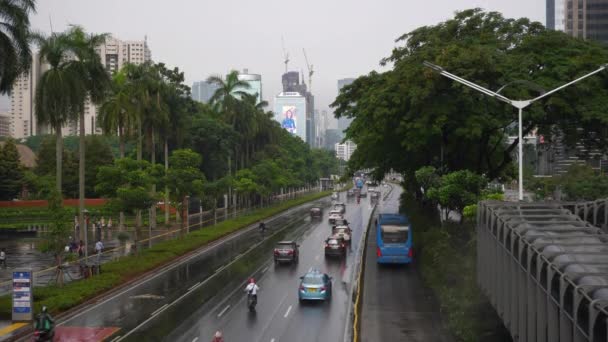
[98,69,136,230]
[98,70,136,159]
[34,31,86,192]
[0,0,36,94]
[207,70,250,126]
[64,26,111,240]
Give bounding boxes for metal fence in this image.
[477,201,608,342]
[0,187,320,295]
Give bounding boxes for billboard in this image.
[280,105,297,134]
[274,93,307,142]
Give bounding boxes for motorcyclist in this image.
[212,330,224,342]
[245,278,260,305]
[34,306,54,340]
[258,221,267,236]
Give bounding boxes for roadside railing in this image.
[0,187,322,295]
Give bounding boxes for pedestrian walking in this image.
[107,218,113,231]
[74,216,79,236]
[78,240,84,258]
[0,248,6,269]
[94,239,104,264]
[101,217,106,230]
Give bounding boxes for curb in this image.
[343,183,394,342]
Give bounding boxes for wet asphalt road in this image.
[360,186,453,342]
[24,196,352,342]
[161,195,375,342]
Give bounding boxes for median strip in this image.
[0,191,331,329]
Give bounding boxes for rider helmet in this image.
[215,331,223,338]
[249,278,255,284]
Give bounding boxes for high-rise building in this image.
[7,35,151,139]
[8,53,43,139]
[337,78,355,138]
[238,69,262,104]
[325,129,341,151]
[335,140,356,161]
[279,71,316,147]
[0,114,10,137]
[78,35,152,135]
[191,81,220,103]
[96,36,152,73]
[547,0,608,43]
[273,92,307,143]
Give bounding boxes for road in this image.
[9,198,330,342]
[360,186,453,342]
[123,191,375,342]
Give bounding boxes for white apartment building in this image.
[335,140,356,161]
[7,35,151,139]
[7,53,45,139]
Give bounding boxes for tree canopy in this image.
[333,8,608,191]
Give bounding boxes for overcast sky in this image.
[30,0,545,120]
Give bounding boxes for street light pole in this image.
[423,61,607,201]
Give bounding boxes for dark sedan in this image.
[324,237,347,257]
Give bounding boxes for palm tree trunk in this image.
[55,128,63,192]
[150,130,156,233]
[119,126,125,231]
[164,139,169,225]
[136,119,142,228]
[79,112,86,243]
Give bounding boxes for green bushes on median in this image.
[400,193,511,342]
[0,191,330,319]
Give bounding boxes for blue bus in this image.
[376,213,413,264]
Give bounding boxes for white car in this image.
[332,226,351,242]
[333,203,346,214]
[328,211,344,224]
[331,192,339,200]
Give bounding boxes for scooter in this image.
[247,292,257,312]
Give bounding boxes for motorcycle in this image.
[33,329,54,342]
[247,291,257,312]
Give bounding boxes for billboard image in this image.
[281,106,297,134]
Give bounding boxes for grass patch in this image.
[400,192,511,342]
[0,191,330,319]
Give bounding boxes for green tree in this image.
[233,168,259,208]
[427,170,487,222]
[0,0,36,93]
[0,139,25,199]
[96,158,161,247]
[165,149,204,232]
[81,136,114,197]
[38,188,71,286]
[64,26,112,244]
[333,9,608,189]
[558,164,608,201]
[34,30,85,193]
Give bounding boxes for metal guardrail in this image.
[0,188,320,295]
[477,201,608,342]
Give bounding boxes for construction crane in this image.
[282,36,290,73]
[303,48,314,92]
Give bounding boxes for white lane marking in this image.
[192,338,199,342]
[150,304,168,317]
[284,305,292,318]
[188,282,201,291]
[110,337,122,342]
[270,339,275,342]
[262,266,269,273]
[217,304,231,318]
